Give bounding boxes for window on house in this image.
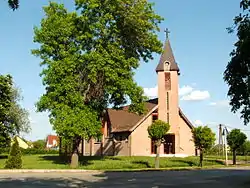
[151,140,157,154]
[152,114,158,122]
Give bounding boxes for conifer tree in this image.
[4,136,22,169]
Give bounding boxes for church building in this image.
[79,32,196,157]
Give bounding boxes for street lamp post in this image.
[222,126,229,166]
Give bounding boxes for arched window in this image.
[164,61,170,71]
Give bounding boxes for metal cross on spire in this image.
[164,28,170,40]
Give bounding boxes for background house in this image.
[46,135,59,150]
[12,135,32,149]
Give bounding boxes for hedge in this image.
[20,148,59,155]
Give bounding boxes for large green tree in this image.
[0,75,13,149]
[0,74,30,150]
[192,126,216,167]
[237,140,250,155]
[224,0,250,125]
[147,120,170,168]
[227,129,247,165]
[33,1,163,167]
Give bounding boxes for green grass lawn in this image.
[206,155,250,161]
[0,155,225,170]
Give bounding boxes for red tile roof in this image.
[46,135,58,146]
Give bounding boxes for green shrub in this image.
[0,147,10,154]
[21,148,59,155]
[4,137,22,169]
[32,139,46,150]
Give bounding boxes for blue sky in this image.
[0,0,249,141]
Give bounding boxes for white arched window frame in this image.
[164,61,170,71]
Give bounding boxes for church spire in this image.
[155,29,180,74]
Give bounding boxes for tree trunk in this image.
[199,149,203,168]
[233,149,236,165]
[155,141,161,168]
[65,144,68,156]
[59,136,62,156]
[70,136,81,168]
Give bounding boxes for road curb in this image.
[0,167,212,173]
[0,169,104,173]
[0,165,249,173]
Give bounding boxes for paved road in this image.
[0,168,250,187]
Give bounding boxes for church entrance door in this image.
[163,134,175,154]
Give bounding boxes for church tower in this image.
[156,30,180,152]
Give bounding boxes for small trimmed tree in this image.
[192,126,216,167]
[227,129,247,165]
[4,137,22,169]
[147,120,170,168]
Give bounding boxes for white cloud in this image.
[209,100,229,107]
[144,86,158,97]
[179,85,193,96]
[144,85,210,101]
[23,108,55,141]
[181,90,210,101]
[179,85,210,101]
[194,120,203,126]
[209,102,217,106]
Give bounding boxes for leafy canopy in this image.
[224,0,250,124]
[192,126,216,151]
[7,0,19,10]
[148,120,170,142]
[0,74,30,148]
[238,140,250,155]
[227,129,247,151]
[33,1,163,140]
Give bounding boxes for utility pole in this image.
[225,134,228,166]
[222,126,229,166]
